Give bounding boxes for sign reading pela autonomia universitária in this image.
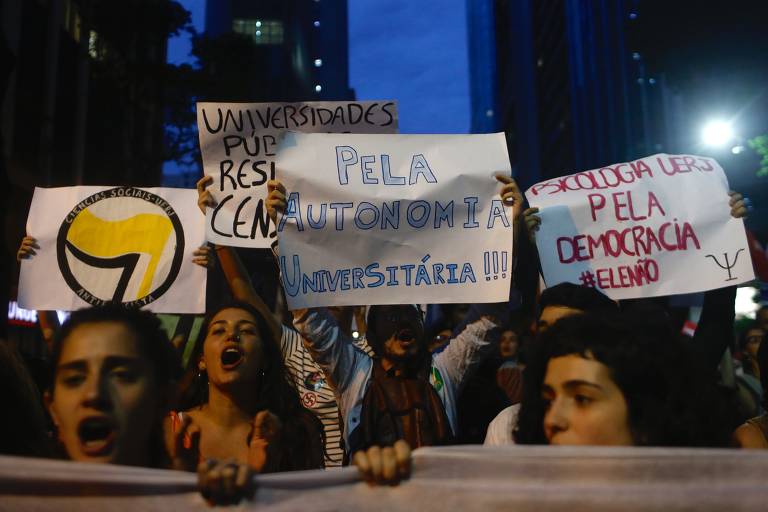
[275,132,514,309]
[525,154,754,300]
[18,186,206,313]
[196,100,399,249]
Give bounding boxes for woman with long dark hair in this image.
[170,301,324,472]
[46,304,179,468]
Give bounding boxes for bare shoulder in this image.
[733,422,768,449]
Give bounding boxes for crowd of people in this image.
[2,173,766,505]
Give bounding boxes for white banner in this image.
[197,101,399,248]
[2,446,768,511]
[525,154,754,300]
[275,132,513,309]
[18,186,206,314]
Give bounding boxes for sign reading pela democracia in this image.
[19,186,206,314]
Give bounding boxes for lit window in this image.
[89,30,101,59]
[314,58,323,67]
[314,20,321,27]
[232,18,284,45]
[315,85,322,93]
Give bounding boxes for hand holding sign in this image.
[525,154,754,299]
[19,186,206,313]
[275,132,514,309]
[197,101,399,248]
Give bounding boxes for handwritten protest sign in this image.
[197,101,398,248]
[525,154,754,300]
[18,186,206,313]
[275,132,513,309]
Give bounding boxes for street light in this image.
[701,120,734,147]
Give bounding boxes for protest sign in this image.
[197,101,399,248]
[275,132,513,309]
[18,186,206,313]
[525,154,754,300]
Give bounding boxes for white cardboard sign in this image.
[275,132,514,309]
[525,154,754,299]
[197,101,398,248]
[19,186,206,313]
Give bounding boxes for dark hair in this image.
[757,333,768,409]
[365,304,428,368]
[49,304,180,467]
[738,321,765,351]
[51,304,181,388]
[179,301,324,471]
[538,282,618,317]
[0,341,51,457]
[514,312,732,447]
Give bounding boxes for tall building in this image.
[1,0,174,340]
[469,0,648,189]
[204,0,354,102]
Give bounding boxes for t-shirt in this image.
[281,325,372,466]
[484,404,520,446]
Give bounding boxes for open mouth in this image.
[220,346,244,369]
[77,417,117,457]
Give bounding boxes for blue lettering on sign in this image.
[409,154,437,184]
[277,196,514,234]
[279,253,481,298]
[486,199,511,228]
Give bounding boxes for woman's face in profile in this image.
[541,354,634,446]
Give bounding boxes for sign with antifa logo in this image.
[19,186,207,313]
[525,154,754,300]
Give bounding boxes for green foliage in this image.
[747,134,768,177]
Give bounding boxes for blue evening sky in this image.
[348,0,470,133]
[164,0,470,180]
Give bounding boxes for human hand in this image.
[197,459,255,506]
[266,180,287,224]
[171,414,201,472]
[247,410,282,472]
[523,207,541,244]
[495,174,524,222]
[192,245,215,270]
[353,440,411,486]
[17,236,39,263]
[197,175,217,215]
[729,191,747,219]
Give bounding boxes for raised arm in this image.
[196,175,280,339]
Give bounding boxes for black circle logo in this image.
[56,187,185,308]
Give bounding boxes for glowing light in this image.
[314,58,323,67]
[701,120,734,147]
[315,85,322,92]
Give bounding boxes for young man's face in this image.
[373,305,425,362]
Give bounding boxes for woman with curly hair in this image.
[514,312,733,447]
